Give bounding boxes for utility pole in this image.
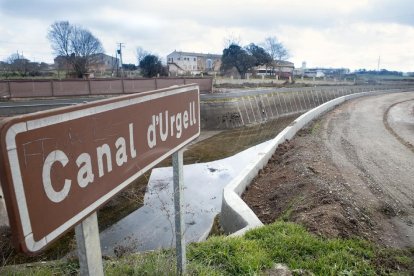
[377,56,380,72]
[117,43,124,78]
[118,43,125,92]
[114,50,119,77]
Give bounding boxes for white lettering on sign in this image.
[147,101,197,149]
[42,150,72,203]
[41,99,197,204]
[42,123,137,203]
[76,153,94,188]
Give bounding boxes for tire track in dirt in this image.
[383,98,414,154]
[243,92,414,248]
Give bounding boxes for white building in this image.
[167,51,221,76]
[254,60,295,78]
[293,61,350,78]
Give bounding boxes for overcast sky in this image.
[1,0,413,72]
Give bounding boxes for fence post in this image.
[7,81,11,98]
[51,80,54,97]
[87,79,92,95]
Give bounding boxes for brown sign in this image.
[0,84,200,253]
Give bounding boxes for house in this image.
[301,68,350,78]
[254,60,295,78]
[293,62,350,78]
[89,53,119,72]
[167,51,221,75]
[54,53,119,73]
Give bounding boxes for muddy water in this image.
[99,140,272,255]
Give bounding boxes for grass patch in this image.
[188,236,272,275]
[104,250,177,275]
[244,222,413,275]
[245,222,375,274]
[2,221,413,275]
[0,259,79,276]
[3,221,412,275]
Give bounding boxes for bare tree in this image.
[264,36,290,77]
[264,36,289,61]
[48,21,104,78]
[222,34,242,48]
[2,54,49,77]
[136,47,150,64]
[5,53,29,76]
[48,21,72,56]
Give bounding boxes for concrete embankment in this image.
[219,88,411,236]
[200,85,404,129]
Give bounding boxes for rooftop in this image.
[168,50,221,58]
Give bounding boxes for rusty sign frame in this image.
[0,84,200,253]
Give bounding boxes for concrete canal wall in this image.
[200,85,406,129]
[219,88,411,236]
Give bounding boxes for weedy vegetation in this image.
[2,221,412,275]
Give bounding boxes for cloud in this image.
[0,0,100,18]
[354,0,414,26]
[0,0,413,71]
[280,22,414,71]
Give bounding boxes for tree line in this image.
[1,20,290,79]
[355,69,403,76]
[0,53,52,78]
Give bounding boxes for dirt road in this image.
[243,92,414,248]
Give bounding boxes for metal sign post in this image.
[75,212,104,276]
[173,149,186,274]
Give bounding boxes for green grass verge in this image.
[2,221,412,275]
